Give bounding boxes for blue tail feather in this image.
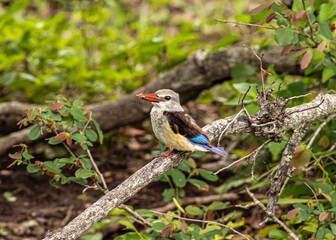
[198,144,226,156]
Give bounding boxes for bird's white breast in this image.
[150,107,206,152]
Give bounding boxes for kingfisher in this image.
[137,89,226,158]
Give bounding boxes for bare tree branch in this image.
[44,93,336,239]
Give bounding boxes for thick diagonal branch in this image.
[44,93,335,240]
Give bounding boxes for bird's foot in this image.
[153,148,174,159]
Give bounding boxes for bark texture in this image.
[44,93,336,240]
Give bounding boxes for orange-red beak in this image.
[136,93,164,102]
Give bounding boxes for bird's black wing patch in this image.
[163,111,208,140]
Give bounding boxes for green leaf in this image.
[61,176,70,184]
[170,169,186,188]
[188,178,208,190]
[2,72,16,86]
[28,125,41,140]
[319,3,336,22]
[44,161,60,173]
[80,232,103,240]
[288,81,305,97]
[68,177,87,185]
[48,136,63,145]
[186,205,203,216]
[93,120,104,144]
[199,170,218,182]
[330,223,336,235]
[75,169,94,179]
[233,83,253,93]
[269,229,288,239]
[163,188,175,202]
[27,164,40,173]
[275,28,298,45]
[177,160,191,173]
[267,141,287,157]
[322,68,335,83]
[319,23,333,39]
[72,133,87,143]
[22,151,34,160]
[70,108,88,121]
[190,151,206,157]
[298,209,309,221]
[328,79,336,90]
[73,99,84,107]
[316,227,326,240]
[114,233,146,240]
[85,129,98,142]
[208,201,230,211]
[152,221,168,232]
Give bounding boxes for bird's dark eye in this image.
[164,96,171,101]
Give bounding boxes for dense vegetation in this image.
[1,0,336,239]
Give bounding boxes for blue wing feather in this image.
[198,144,226,156]
[188,134,209,144]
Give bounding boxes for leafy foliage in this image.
[9,97,103,187]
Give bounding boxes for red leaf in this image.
[310,0,314,6]
[34,161,41,166]
[265,13,277,23]
[161,225,172,238]
[80,142,86,148]
[329,23,336,32]
[281,44,295,56]
[300,52,313,69]
[250,3,271,14]
[319,212,329,221]
[46,171,56,177]
[207,210,215,220]
[66,136,73,146]
[55,132,67,142]
[50,102,65,110]
[317,40,326,53]
[295,10,306,20]
[292,17,299,27]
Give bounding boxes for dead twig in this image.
[217,108,245,147]
[285,98,324,117]
[61,205,74,226]
[307,114,336,148]
[214,139,271,175]
[216,19,276,30]
[150,210,250,240]
[245,188,299,240]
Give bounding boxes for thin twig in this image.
[303,182,320,210]
[150,210,250,240]
[285,98,324,117]
[216,19,276,30]
[241,86,253,122]
[214,139,271,175]
[301,0,316,45]
[247,47,267,100]
[245,188,299,240]
[86,149,108,191]
[287,93,311,101]
[86,149,152,226]
[217,108,244,147]
[307,114,336,148]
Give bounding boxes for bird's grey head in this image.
[153,89,184,111]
